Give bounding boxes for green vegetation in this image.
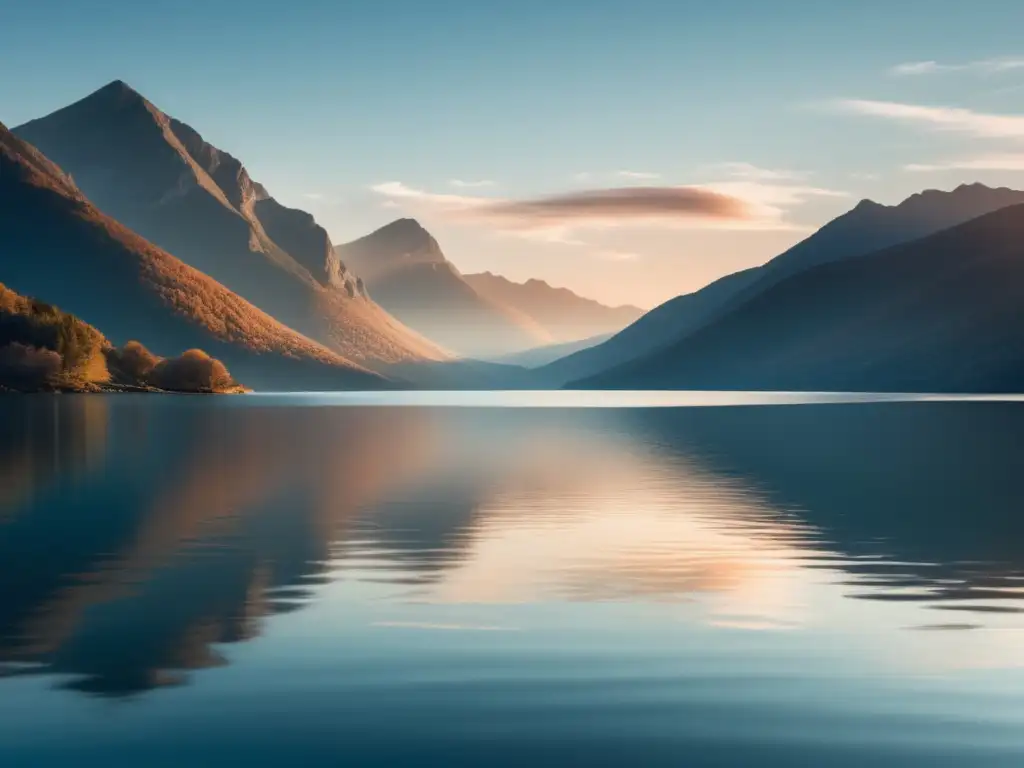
[0,282,244,393]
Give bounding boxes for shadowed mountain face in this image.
[13,81,446,370]
[544,184,1024,385]
[337,219,553,358]
[463,272,644,343]
[577,202,1024,392]
[0,121,384,391]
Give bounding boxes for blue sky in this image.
[5,0,1024,307]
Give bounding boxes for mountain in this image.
[484,333,614,369]
[336,219,552,357]
[462,272,644,342]
[542,184,1024,385]
[0,120,385,391]
[13,81,446,370]
[575,202,1024,392]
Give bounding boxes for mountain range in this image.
[336,219,554,358]
[486,334,615,369]
[544,183,1024,386]
[3,80,639,389]
[7,78,1024,394]
[577,196,1024,392]
[14,81,446,373]
[462,272,644,344]
[0,119,384,391]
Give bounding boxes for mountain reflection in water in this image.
[1,396,1024,703]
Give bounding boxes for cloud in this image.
[371,176,846,243]
[685,164,844,222]
[891,60,948,76]
[890,57,1024,76]
[904,153,1024,172]
[450,179,496,188]
[493,226,586,246]
[301,192,324,200]
[850,171,881,181]
[834,97,1024,177]
[479,186,749,224]
[699,180,849,223]
[373,181,752,226]
[370,181,486,211]
[574,171,662,182]
[834,99,1024,139]
[616,170,661,180]
[713,162,807,181]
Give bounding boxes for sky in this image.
[4,0,1024,308]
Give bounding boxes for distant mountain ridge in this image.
[485,334,614,369]
[337,219,553,357]
[463,272,644,343]
[14,81,446,370]
[342,218,449,280]
[0,119,385,391]
[543,183,1024,385]
[576,200,1024,392]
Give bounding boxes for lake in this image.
[3,393,1024,766]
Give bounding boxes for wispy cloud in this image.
[834,97,1024,175]
[713,162,807,182]
[891,61,949,76]
[905,153,1024,172]
[450,179,496,188]
[688,164,844,219]
[890,57,1024,77]
[481,187,749,223]
[833,99,1024,139]
[372,181,753,229]
[301,192,324,200]
[492,226,585,246]
[573,170,662,182]
[616,170,661,180]
[370,181,585,244]
[371,181,485,211]
[699,180,848,222]
[372,178,843,236]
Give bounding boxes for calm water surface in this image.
[2,393,1024,766]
